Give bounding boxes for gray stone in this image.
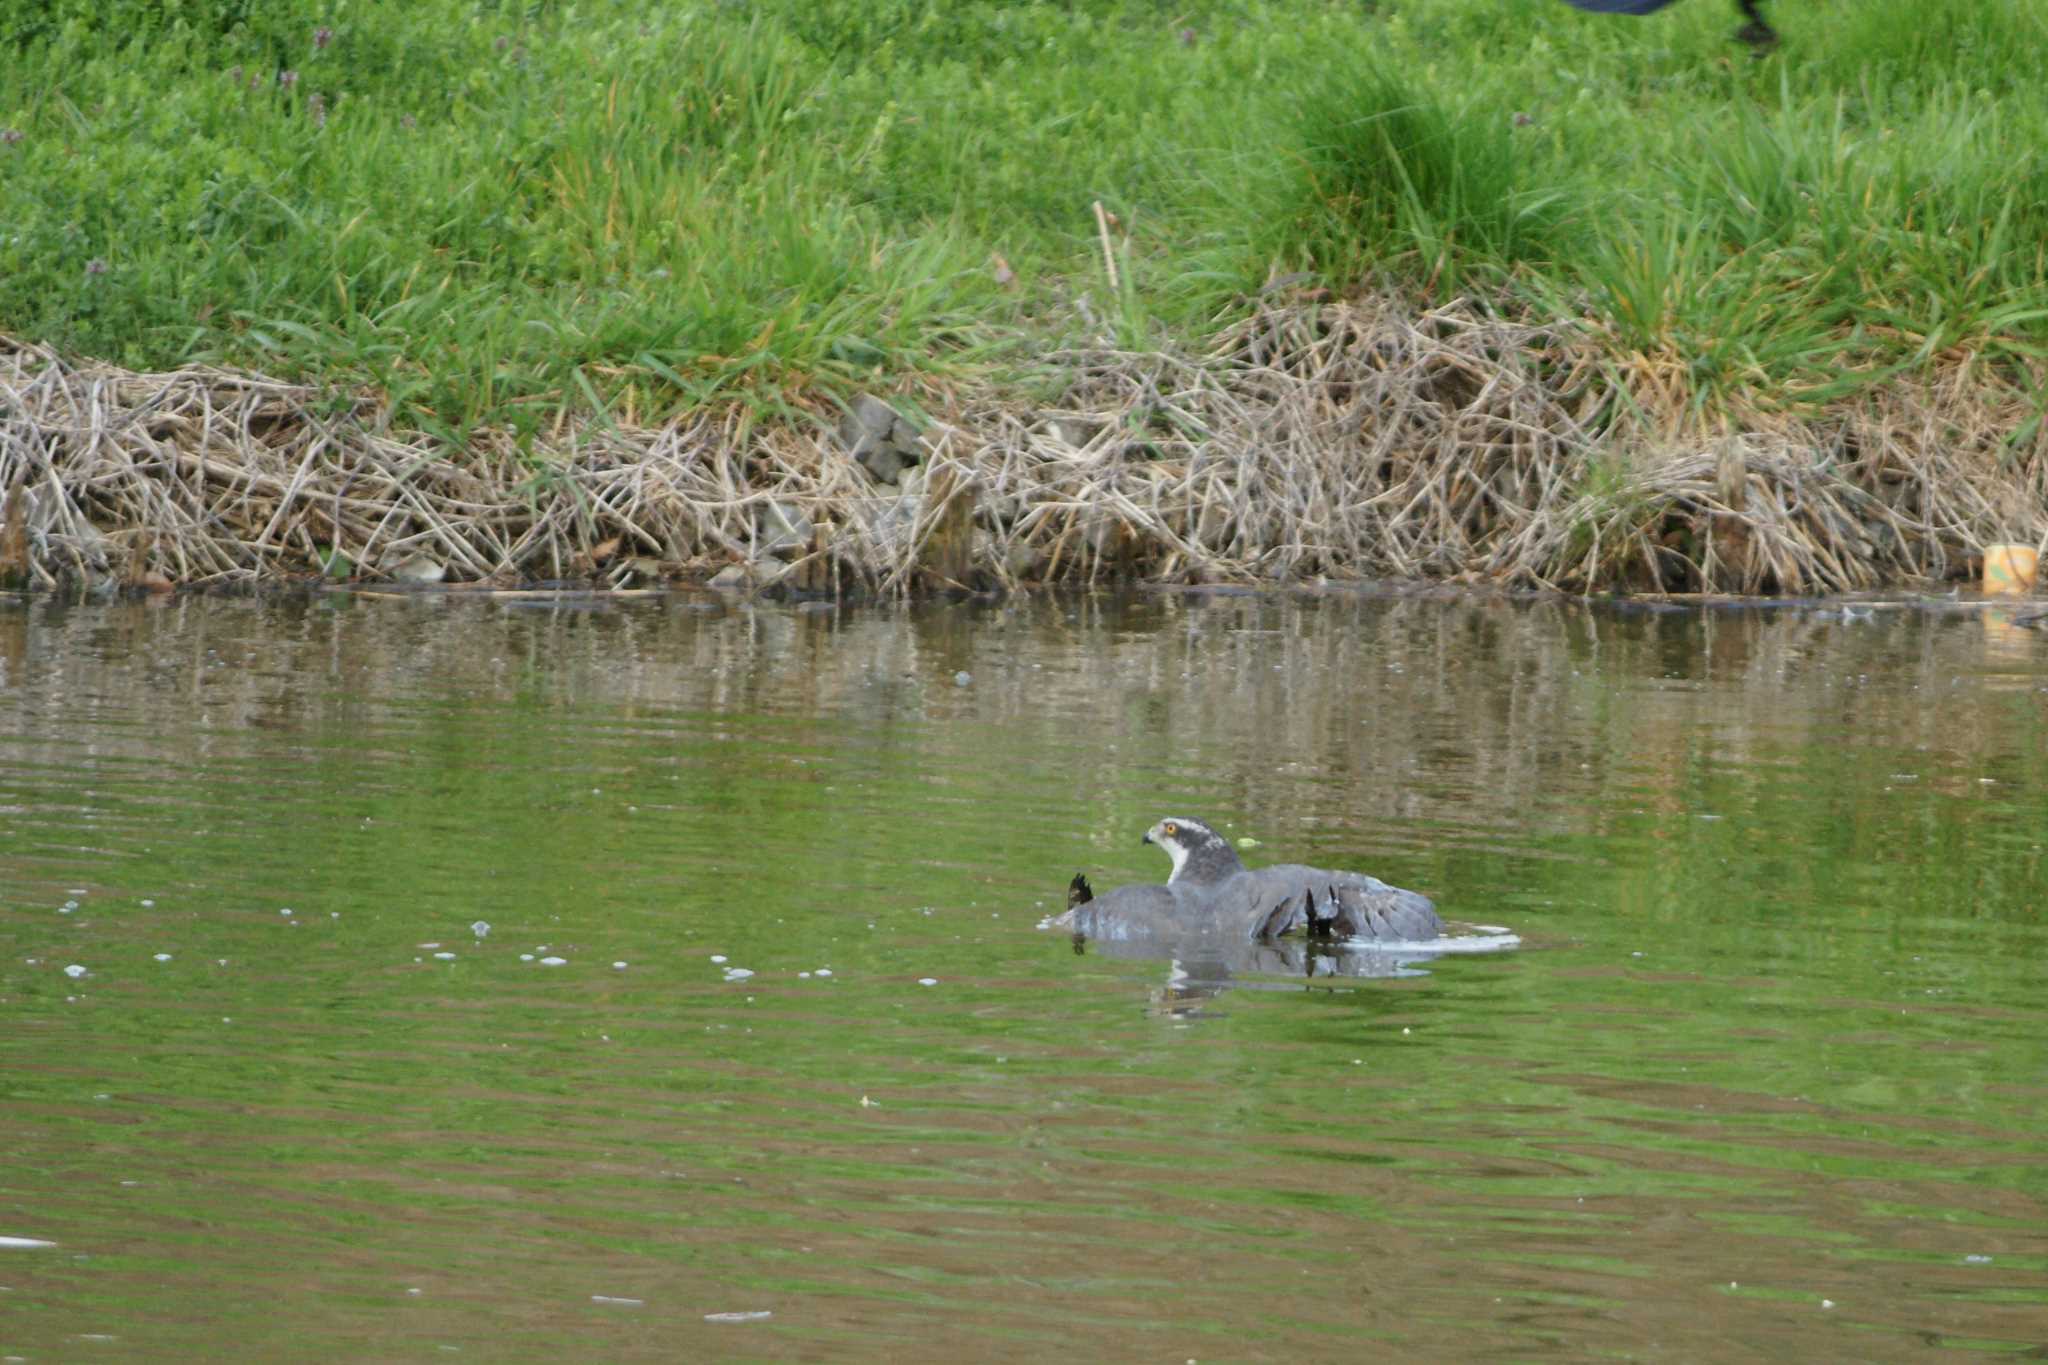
[839,393,926,486]
[979,487,1022,528]
[857,492,919,558]
[708,559,788,593]
[858,445,913,487]
[1004,539,1045,581]
[1052,417,1102,450]
[757,500,812,560]
[383,552,447,584]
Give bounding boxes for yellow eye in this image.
[1162,822,1178,836]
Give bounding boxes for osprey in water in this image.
[1561,0,1778,51]
[1058,816,1443,945]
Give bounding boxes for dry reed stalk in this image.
[1092,201,1120,293]
[4,299,2043,596]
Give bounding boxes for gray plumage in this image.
[1059,816,1443,945]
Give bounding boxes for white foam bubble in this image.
[1356,929,1522,955]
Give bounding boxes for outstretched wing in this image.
[1060,882,1190,941]
[1239,865,1443,942]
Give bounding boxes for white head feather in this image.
[1146,816,1213,884]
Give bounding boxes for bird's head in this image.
[1142,816,1243,886]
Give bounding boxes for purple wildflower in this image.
[0,128,22,146]
[85,258,109,276]
[278,69,299,90]
[307,92,327,128]
[314,26,333,50]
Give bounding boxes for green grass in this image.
[1,0,2045,434]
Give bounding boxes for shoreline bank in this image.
[4,298,2043,599]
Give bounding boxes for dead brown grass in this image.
[3,297,2042,595]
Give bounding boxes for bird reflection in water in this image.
[1066,871,1445,1014]
[1071,920,1446,1014]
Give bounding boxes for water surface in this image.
[2,589,2044,1359]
